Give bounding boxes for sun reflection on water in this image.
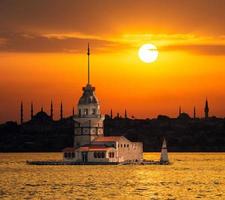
[0,153,225,199]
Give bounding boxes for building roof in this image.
[78,146,113,152]
[93,136,124,142]
[62,147,77,152]
[63,144,114,152]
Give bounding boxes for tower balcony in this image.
[73,114,105,119]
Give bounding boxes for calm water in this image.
[0,153,225,200]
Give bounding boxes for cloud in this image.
[0,31,129,53]
[0,0,225,35]
[161,44,225,56]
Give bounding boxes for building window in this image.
[92,109,96,115]
[127,144,129,148]
[94,152,105,158]
[121,144,123,148]
[72,152,75,158]
[109,152,114,158]
[124,144,126,147]
[64,152,68,158]
[68,152,72,158]
[101,152,105,158]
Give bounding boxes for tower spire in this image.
[87,43,90,85]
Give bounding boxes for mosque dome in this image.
[178,112,191,120]
[32,110,52,122]
[78,84,99,105]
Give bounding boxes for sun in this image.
[138,44,158,63]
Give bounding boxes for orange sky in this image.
[1,0,225,123]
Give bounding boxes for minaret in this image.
[204,99,209,119]
[72,107,75,116]
[193,106,196,119]
[50,100,53,119]
[31,102,34,119]
[41,106,44,112]
[73,44,105,148]
[179,106,181,116]
[20,101,23,125]
[110,109,113,119]
[125,109,127,118]
[160,138,169,164]
[60,102,63,120]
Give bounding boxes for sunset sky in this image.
[1,0,225,123]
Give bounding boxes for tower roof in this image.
[78,84,99,105]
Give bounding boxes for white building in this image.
[63,45,143,163]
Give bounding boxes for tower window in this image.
[84,109,88,115]
[92,108,96,115]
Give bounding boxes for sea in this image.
[0,153,225,200]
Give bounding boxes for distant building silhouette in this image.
[179,106,181,116]
[204,99,209,119]
[60,102,63,120]
[31,102,34,119]
[50,100,53,119]
[20,101,23,125]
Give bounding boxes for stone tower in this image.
[204,99,209,119]
[73,44,104,148]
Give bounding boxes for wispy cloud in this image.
[161,44,225,56]
[0,31,129,53]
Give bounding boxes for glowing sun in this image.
[138,44,158,63]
